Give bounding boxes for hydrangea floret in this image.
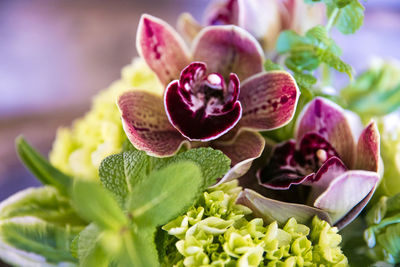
[239,97,381,229]
[162,180,348,266]
[118,14,300,182]
[178,0,324,51]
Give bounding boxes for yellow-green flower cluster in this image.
[162,180,348,266]
[49,58,162,180]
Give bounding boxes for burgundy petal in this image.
[314,170,380,225]
[177,13,203,43]
[137,14,191,85]
[238,71,300,131]
[237,188,332,225]
[118,91,189,156]
[356,122,380,172]
[192,25,264,81]
[258,141,309,190]
[212,130,265,185]
[295,97,356,168]
[164,80,242,141]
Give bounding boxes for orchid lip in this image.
[164,62,242,142]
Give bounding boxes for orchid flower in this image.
[117,14,299,181]
[238,97,381,229]
[178,0,324,51]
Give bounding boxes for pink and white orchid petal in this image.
[295,97,356,168]
[237,188,332,225]
[356,122,380,172]
[137,14,191,85]
[238,71,300,131]
[192,25,264,81]
[177,13,203,43]
[203,0,240,26]
[314,170,380,225]
[212,130,265,184]
[118,91,189,157]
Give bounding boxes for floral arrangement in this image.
[1,0,400,266]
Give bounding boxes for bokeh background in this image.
[0,0,399,204]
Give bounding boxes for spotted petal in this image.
[192,25,264,81]
[238,71,300,131]
[203,0,240,26]
[212,130,265,185]
[314,170,379,227]
[164,80,242,141]
[118,91,189,157]
[356,122,380,172]
[295,97,356,168]
[137,14,191,85]
[237,188,332,225]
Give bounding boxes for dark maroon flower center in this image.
[164,62,242,141]
[258,133,340,189]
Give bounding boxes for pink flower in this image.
[238,97,381,229]
[117,14,299,181]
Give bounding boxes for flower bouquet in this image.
[1,0,400,266]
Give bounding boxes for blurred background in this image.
[0,0,399,203]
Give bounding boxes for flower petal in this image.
[177,13,203,43]
[118,91,189,156]
[295,97,356,168]
[238,71,300,131]
[356,122,380,172]
[212,130,265,185]
[257,140,310,190]
[164,80,242,141]
[203,0,240,26]
[137,14,191,85]
[192,25,264,81]
[314,170,379,225]
[237,188,332,225]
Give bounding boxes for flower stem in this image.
[326,7,340,33]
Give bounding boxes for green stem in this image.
[370,214,400,232]
[326,7,340,33]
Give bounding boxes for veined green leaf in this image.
[0,186,85,226]
[77,224,109,267]
[153,147,231,189]
[99,150,149,206]
[128,161,203,227]
[72,180,127,230]
[117,227,159,267]
[0,216,80,266]
[335,0,364,34]
[16,137,73,196]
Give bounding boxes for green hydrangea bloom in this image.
[162,180,348,266]
[49,58,162,180]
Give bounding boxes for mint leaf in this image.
[99,150,149,206]
[264,59,284,71]
[0,186,85,226]
[118,227,159,267]
[154,147,231,189]
[335,0,364,34]
[127,161,203,227]
[72,180,127,230]
[0,216,80,265]
[77,224,109,267]
[16,137,73,196]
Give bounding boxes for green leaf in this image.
[0,216,80,265]
[154,147,231,189]
[335,0,364,34]
[128,161,203,227]
[77,224,109,267]
[0,186,85,226]
[264,59,284,71]
[72,180,127,230]
[16,137,73,196]
[117,227,159,267]
[99,150,149,206]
